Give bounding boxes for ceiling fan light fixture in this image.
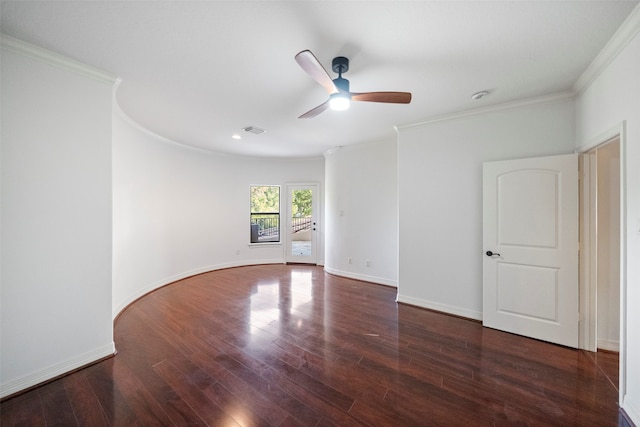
[295,50,412,118]
[329,92,351,111]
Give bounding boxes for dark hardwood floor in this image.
[1,264,628,426]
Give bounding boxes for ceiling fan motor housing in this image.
[333,76,350,92]
[332,56,349,74]
[331,57,350,92]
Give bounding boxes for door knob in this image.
[486,250,501,257]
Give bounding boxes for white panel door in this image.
[483,154,578,348]
[286,184,318,264]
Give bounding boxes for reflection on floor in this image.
[0,265,628,426]
[588,349,619,392]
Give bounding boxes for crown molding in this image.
[1,33,117,84]
[113,99,220,156]
[396,91,574,131]
[323,146,343,157]
[573,3,640,94]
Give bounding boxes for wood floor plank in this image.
[191,322,364,426]
[113,326,204,425]
[105,348,182,426]
[153,359,240,426]
[63,372,111,426]
[38,378,81,426]
[201,381,272,427]
[189,329,326,426]
[1,265,624,426]
[189,350,291,426]
[0,386,46,426]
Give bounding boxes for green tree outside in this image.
[291,189,312,217]
[251,186,280,213]
[251,186,312,217]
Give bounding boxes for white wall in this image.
[324,140,398,286]
[112,109,325,317]
[574,15,640,423]
[396,97,576,319]
[1,41,116,398]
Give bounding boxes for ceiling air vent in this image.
[242,125,267,135]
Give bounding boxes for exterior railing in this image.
[291,216,312,232]
[250,213,279,243]
[250,214,313,243]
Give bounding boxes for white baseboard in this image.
[112,259,284,319]
[0,342,115,399]
[396,293,483,321]
[322,266,397,288]
[597,339,620,352]
[622,395,640,426]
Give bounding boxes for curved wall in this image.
[112,108,325,318]
[1,40,115,398]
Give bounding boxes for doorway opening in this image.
[579,136,621,352]
[579,135,621,391]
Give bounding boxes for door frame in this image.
[576,121,627,404]
[285,183,320,264]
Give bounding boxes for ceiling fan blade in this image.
[351,91,412,104]
[299,100,330,119]
[295,50,338,94]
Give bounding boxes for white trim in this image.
[324,266,397,288]
[619,123,628,412]
[622,398,640,427]
[576,121,628,154]
[112,259,284,319]
[116,100,324,161]
[597,339,620,353]
[113,100,220,156]
[0,33,117,84]
[323,146,343,157]
[578,152,597,352]
[285,183,320,265]
[573,3,640,94]
[577,121,628,410]
[396,91,574,130]
[396,293,482,321]
[0,343,115,399]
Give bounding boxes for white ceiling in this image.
[1,1,638,158]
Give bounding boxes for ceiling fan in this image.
[295,50,412,118]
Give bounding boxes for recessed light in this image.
[471,90,490,100]
[232,134,242,140]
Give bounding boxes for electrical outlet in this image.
[236,249,240,255]
[365,259,371,267]
[348,257,352,264]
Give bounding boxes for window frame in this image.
[249,185,281,245]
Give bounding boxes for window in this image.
[250,185,280,243]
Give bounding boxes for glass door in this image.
[286,184,318,264]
